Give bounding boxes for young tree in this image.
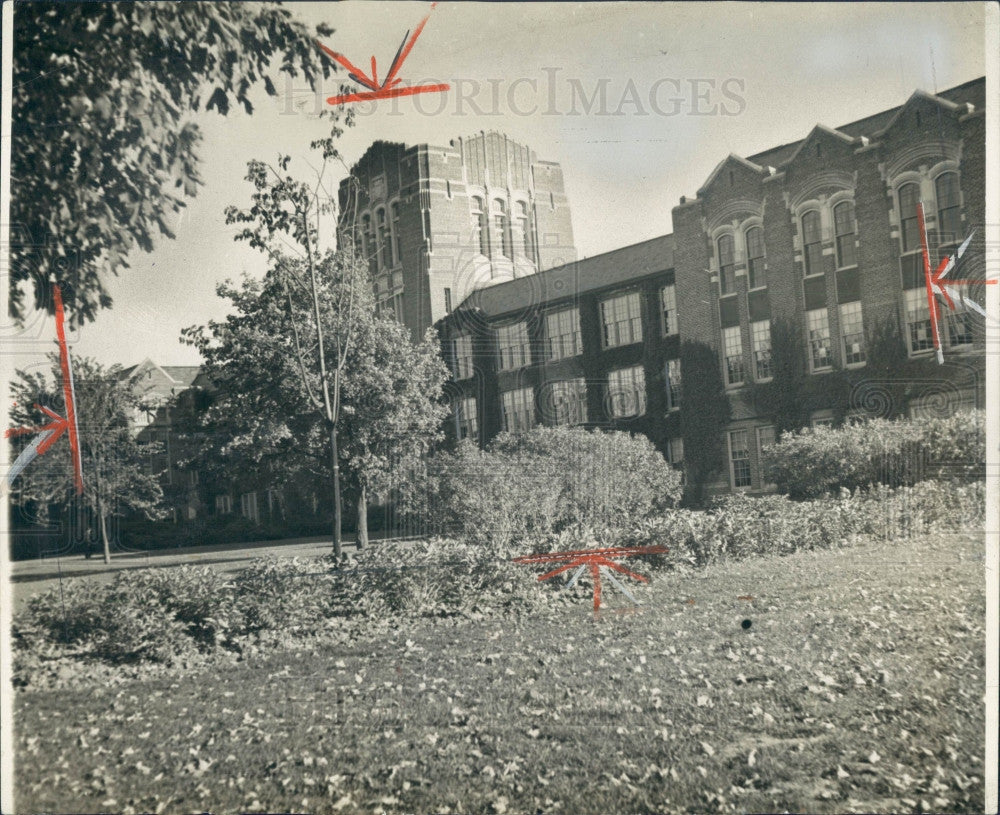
[9,356,165,563]
[182,253,449,557]
[678,340,732,505]
[10,1,351,326]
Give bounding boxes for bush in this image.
[631,480,984,568]
[418,427,683,552]
[763,411,985,499]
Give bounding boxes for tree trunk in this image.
[99,511,110,565]
[356,484,368,550]
[330,426,343,559]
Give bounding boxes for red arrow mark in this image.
[918,203,996,365]
[318,4,449,108]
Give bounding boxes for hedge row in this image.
[762,411,984,499]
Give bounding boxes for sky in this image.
[4,1,988,371]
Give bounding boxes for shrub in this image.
[762,411,985,499]
[419,427,682,552]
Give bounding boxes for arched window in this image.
[375,208,389,270]
[833,201,857,268]
[390,202,401,266]
[493,198,511,259]
[801,210,823,276]
[517,201,535,262]
[361,213,376,276]
[717,234,735,294]
[898,182,921,253]
[745,227,766,289]
[935,172,961,246]
[471,196,488,256]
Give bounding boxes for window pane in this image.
[935,173,961,245]
[723,326,744,385]
[607,366,646,418]
[660,285,677,335]
[751,320,771,380]
[746,227,766,289]
[502,387,535,432]
[904,288,933,352]
[665,359,681,410]
[802,211,823,276]
[839,301,866,365]
[834,201,857,268]
[600,292,643,347]
[497,322,530,370]
[718,235,735,294]
[729,430,751,488]
[546,378,588,425]
[898,183,921,253]
[546,308,582,359]
[807,308,832,370]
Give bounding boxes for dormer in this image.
[697,154,764,200]
[875,90,965,143]
[782,124,857,170]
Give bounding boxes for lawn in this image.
[13,531,985,815]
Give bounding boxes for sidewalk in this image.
[10,532,424,584]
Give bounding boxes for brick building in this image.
[338,132,577,341]
[438,78,987,495]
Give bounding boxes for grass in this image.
[14,531,985,814]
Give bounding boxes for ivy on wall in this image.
[679,340,731,505]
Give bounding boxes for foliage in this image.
[13,529,986,815]
[415,427,683,552]
[10,1,348,325]
[8,355,166,562]
[762,411,985,499]
[678,340,731,504]
[749,317,810,436]
[632,479,985,567]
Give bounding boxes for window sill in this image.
[810,367,833,375]
[803,272,825,280]
[747,285,768,293]
[835,264,859,272]
[845,361,867,370]
[754,377,773,384]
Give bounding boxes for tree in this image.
[678,340,732,505]
[749,317,810,437]
[211,151,363,558]
[182,258,449,557]
[10,1,350,326]
[9,356,165,563]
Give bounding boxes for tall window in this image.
[665,358,681,411]
[545,308,582,360]
[660,285,678,336]
[444,288,453,314]
[722,326,744,386]
[517,201,535,261]
[751,320,772,380]
[802,210,823,276]
[493,198,511,259]
[390,201,402,266]
[454,396,478,442]
[935,172,961,247]
[600,291,643,347]
[839,302,866,365]
[547,379,588,426]
[728,430,752,488]
[215,495,232,515]
[496,322,531,370]
[422,209,432,252]
[376,208,389,269]
[390,291,404,323]
[757,426,776,487]
[472,196,489,256]
[898,182,922,253]
[945,298,973,348]
[453,335,474,379]
[241,491,259,524]
[717,234,736,294]
[806,308,832,371]
[362,214,377,276]
[607,366,646,418]
[904,289,933,354]
[834,200,857,268]
[502,387,535,432]
[745,227,766,289]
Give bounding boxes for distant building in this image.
[338,132,577,341]
[437,78,987,495]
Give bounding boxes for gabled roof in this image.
[746,77,984,169]
[697,154,764,196]
[458,234,675,319]
[872,88,964,138]
[161,366,202,388]
[781,123,858,166]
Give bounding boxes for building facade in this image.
[438,78,987,495]
[338,132,577,341]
